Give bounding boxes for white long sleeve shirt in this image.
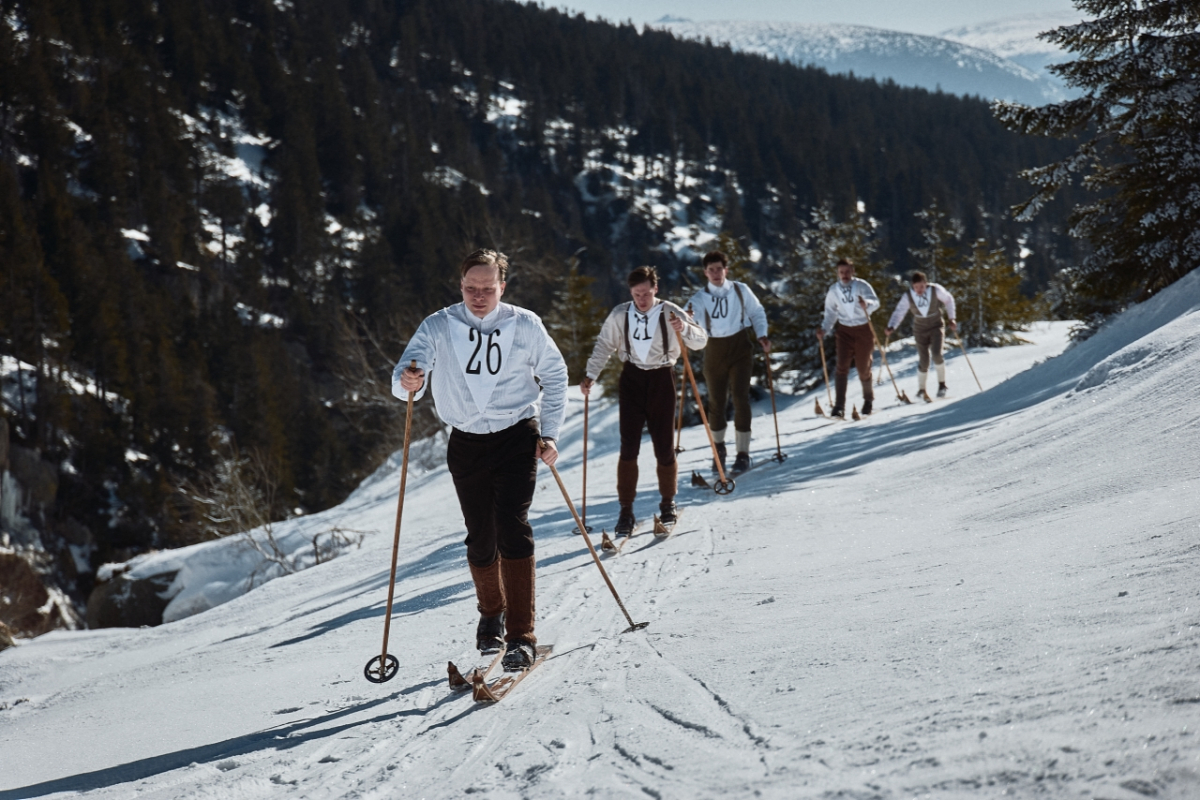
[686,281,769,339]
[886,283,957,329]
[821,278,881,334]
[391,302,568,440]
[585,300,707,380]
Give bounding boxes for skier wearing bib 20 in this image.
[581,266,708,535]
[685,251,770,476]
[392,249,568,672]
[817,257,880,418]
[885,271,958,401]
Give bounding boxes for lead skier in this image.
[392,249,567,671]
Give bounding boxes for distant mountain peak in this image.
[654,15,691,24]
[655,19,1067,105]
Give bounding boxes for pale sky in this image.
[550,0,1079,37]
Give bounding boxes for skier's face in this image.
[912,280,928,294]
[629,280,659,312]
[837,263,855,284]
[704,261,728,286]
[461,264,506,318]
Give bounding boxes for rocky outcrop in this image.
[0,550,78,639]
[86,566,179,629]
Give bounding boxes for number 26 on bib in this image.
[450,317,515,411]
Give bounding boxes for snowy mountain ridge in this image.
[658,18,1070,105]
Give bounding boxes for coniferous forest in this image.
[0,0,1085,619]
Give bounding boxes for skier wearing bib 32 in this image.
[686,251,770,476]
[392,249,567,671]
[885,271,958,401]
[581,266,707,535]
[817,258,880,418]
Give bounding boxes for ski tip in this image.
[814,399,824,416]
[852,404,861,421]
[652,515,668,535]
[600,530,615,551]
[690,470,711,489]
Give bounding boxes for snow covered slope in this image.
[2,269,1199,799]
[939,12,1083,98]
[658,20,1067,105]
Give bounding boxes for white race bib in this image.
[449,316,517,412]
[627,303,663,364]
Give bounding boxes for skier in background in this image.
[392,249,567,671]
[686,251,770,475]
[581,266,707,535]
[886,271,958,400]
[817,257,880,417]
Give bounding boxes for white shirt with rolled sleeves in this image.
[886,283,957,330]
[585,300,707,380]
[391,302,568,441]
[686,281,769,339]
[821,278,881,335]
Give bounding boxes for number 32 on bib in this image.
[449,317,516,411]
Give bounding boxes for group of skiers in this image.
[391,248,957,672]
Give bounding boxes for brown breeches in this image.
[834,323,875,407]
[702,330,754,434]
[913,316,945,372]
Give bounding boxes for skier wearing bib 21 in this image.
[685,251,770,476]
[392,249,567,672]
[580,266,708,535]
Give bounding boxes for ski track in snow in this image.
[3,271,1200,799]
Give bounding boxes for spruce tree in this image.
[994,0,1200,326]
[543,259,608,385]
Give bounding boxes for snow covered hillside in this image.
[939,12,1083,100]
[2,268,1199,799]
[657,20,1066,105]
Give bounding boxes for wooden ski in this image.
[602,523,642,555]
[471,645,553,703]
[447,649,505,692]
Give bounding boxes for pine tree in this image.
[946,240,1039,347]
[994,0,1200,327]
[543,258,608,385]
[908,200,965,289]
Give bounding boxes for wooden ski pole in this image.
[540,440,648,633]
[364,360,416,684]
[763,351,786,463]
[866,319,912,404]
[673,314,734,494]
[955,336,984,392]
[578,392,592,533]
[877,334,889,385]
[818,336,833,408]
[673,361,686,453]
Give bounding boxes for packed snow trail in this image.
[2,272,1200,799]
